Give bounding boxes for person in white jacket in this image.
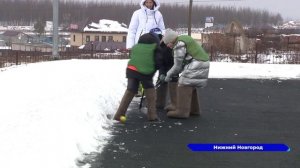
[126,0,165,50]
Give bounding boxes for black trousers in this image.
[127,78,154,93]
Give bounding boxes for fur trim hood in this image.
[140,0,160,11]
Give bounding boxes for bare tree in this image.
[34,19,45,41]
[0,0,283,27]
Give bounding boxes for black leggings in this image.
[127,78,154,93]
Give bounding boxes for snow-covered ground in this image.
[0,59,300,168]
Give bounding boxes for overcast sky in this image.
[97,0,300,21]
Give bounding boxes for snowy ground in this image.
[0,59,299,168]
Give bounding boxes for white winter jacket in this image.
[166,41,210,88]
[126,0,165,49]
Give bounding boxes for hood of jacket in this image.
[140,0,160,11]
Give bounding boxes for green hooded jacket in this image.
[176,35,209,61]
[128,43,157,75]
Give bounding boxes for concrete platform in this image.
[91,79,300,168]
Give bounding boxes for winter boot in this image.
[144,88,158,121]
[164,82,177,111]
[167,86,193,119]
[156,83,167,109]
[190,89,200,116]
[113,90,135,121]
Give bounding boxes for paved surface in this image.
[91,79,300,168]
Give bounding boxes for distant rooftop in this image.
[69,19,128,33]
[2,30,22,37]
[84,19,128,33]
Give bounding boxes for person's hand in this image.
[164,75,171,82]
[159,74,166,81]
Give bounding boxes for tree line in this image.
[0,0,283,28]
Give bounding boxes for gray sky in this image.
[98,0,300,21]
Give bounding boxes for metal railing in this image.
[0,49,129,68]
[209,50,300,64]
[1,48,300,69]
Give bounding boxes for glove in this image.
[159,74,166,81]
[164,75,171,82]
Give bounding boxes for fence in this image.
[209,49,300,64]
[0,49,129,68]
[1,48,300,69]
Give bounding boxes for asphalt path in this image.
[90,79,300,168]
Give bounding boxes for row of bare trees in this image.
[0,0,283,28]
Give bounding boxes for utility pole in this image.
[188,0,193,36]
[52,0,59,59]
[187,0,242,36]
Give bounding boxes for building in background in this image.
[69,19,128,50]
[0,30,33,46]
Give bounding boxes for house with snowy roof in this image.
[69,19,128,48]
[0,30,34,46]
